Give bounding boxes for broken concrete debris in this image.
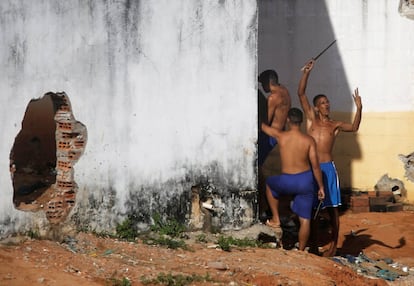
[332,252,411,282]
[399,152,414,183]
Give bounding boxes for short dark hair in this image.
[288,107,303,125]
[258,69,279,93]
[313,94,327,106]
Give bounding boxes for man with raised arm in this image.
[298,59,362,256]
[261,107,325,251]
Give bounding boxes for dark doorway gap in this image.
[10,94,57,209]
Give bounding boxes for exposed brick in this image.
[57,140,71,150]
[61,132,74,139]
[370,203,388,212]
[46,197,67,224]
[367,191,376,197]
[74,140,85,148]
[44,92,87,224]
[350,196,369,207]
[68,151,81,160]
[64,190,76,206]
[57,180,74,190]
[55,111,71,121]
[57,122,73,131]
[369,196,394,206]
[56,172,74,182]
[386,203,403,212]
[377,191,393,197]
[57,160,72,171]
[58,103,70,112]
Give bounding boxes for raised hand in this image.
[301,59,314,73]
[352,88,362,109]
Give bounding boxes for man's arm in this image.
[298,60,315,121]
[309,138,325,200]
[339,88,362,132]
[261,122,281,141]
[267,95,277,125]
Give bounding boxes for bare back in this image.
[278,129,315,174]
[267,85,291,131]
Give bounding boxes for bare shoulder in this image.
[278,84,290,96]
[267,92,283,104]
[296,132,315,145]
[274,85,291,103]
[305,133,316,143]
[330,119,343,129]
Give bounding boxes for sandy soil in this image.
[1,210,414,286]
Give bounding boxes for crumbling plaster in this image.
[0,0,257,236]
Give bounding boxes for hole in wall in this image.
[10,94,57,210]
[10,92,87,224]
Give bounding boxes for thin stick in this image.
[301,39,337,71]
[313,39,337,61]
[313,200,323,220]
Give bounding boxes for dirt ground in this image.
[1,210,414,286]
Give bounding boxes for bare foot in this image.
[265,219,280,228]
[322,244,337,257]
[266,220,283,240]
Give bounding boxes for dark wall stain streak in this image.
[71,161,257,231]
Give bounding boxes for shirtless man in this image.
[261,108,325,251]
[298,59,362,256]
[258,70,291,134]
[258,70,291,220]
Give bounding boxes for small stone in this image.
[207,261,229,270]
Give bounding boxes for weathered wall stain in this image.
[0,0,257,236]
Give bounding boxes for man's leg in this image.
[258,166,270,222]
[325,207,339,256]
[298,217,311,251]
[265,185,280,226]
[308,212,320,255]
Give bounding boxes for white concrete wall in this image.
[259,0,414,197]
[0,0,257,235]
[260,0,414,112]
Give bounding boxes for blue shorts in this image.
[258,131,271,166]
[269,136,277,148]
[258,132,278,166]
[320,161,341,208]
[266,170,317,219]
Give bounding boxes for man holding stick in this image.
[298,59,362,256]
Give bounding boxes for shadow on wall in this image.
[258,1,361,190]
[10,92,87,224]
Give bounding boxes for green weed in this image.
[217,235,261,251]
[115,218,137,241]
[150,213,186,238]
[26,229,41,239]
[141,272,214,286]
[195,233,208,243]
[92,230,117,239]
[106,277,131,286]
